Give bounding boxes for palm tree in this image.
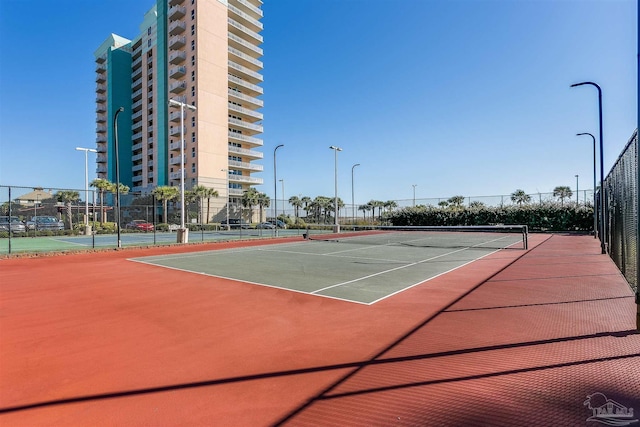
[553,186,573,206]
[301,196,312,218]
[153,186,179,223]
[90,178,112,223]
[368,200,385,222]
[191,185,218,223]
[55,190,80,230]
[438,200,449,208]
[510,189,531,206]
[447,195,465,210]
[242,187,259,222]
[384,200,398,216]
[358,204,371,221]
[289,195,303,221]
[469,201,486,209]
[256,191,270,222]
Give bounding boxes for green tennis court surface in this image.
[131,230,524,304]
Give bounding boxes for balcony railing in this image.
[228,131,263,146]
[228,75,263,95]
[228,47,263,70]
[168,5,186,19]
[96,125,107,133]
[228,144,263,159]
[170,80,186,93]
[96,83,106,93]
[234,0,263,19]
[169,141,184,151]
[228,160,263,172]
[169,65,186,78]
[228,175,263,185]
[228,18,262,44]
[228,59,263,83]
[169,20,186,35]
[169,50,186,64]
[228,4,263,32]
[227,31,263,57]
[170,155,185,166]
[228,103,263,120]
[229,118,263,133]
[228,89,263,108]
[169,35,186,49]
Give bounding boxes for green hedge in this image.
[387,203,594,232]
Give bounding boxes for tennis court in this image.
[131,227,526,304]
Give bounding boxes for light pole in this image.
[329,145,342,233]
[571,81,606,254]
[279,179,285,217]
[412,184,417,207]
[169,98,197,243]
[273,144,284,236]
[221,169,229,231]
[577,132,597,239]
[113,106,124,248]
[76,147,97,234]
[351,163,360,226]
[575,175,579,205]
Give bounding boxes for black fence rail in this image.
[602,129,638,294]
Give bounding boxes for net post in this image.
[522,225,528,250]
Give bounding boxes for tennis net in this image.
[305,225,528,250]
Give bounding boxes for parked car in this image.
[269,220,287,229]
[224,218,250,229]
[256,222,275,229]
[126,220,155,231]
[26,216,64,231]
[0,216,26,233]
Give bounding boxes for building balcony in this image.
[169,20,186,35]
[170,111,183,122]
[132,110,143,121]
[169,0,184,6]
[96,135,107,144]
[96,154,107,163]
[96,83,106,93]
[132,131,143,141]
[228,18,263,44]
[228,103,263,120]
[132,164,143,173]
[96,73,106,83]
[96,113,107,123]
[169,140,184,151]
[227,31,263,57]
[131,78,142,92]
[232,0,263,20]
[132,153,143,162]
[169,170,184,180]
[169,50,186,64]
[229,117,262,133]
[228,75,263,97]
[228,160,263,172]
[96,94,106,103]
[229,188,245,197]
[228,144,263,159]
[169,127,182,137]
[228,47,263,71]
[169,65,186,78]
[96,124,107,133]
[96,62,106,73]
[228,131,263,147]
[170,155,184,166]
[169,35,186,50]
[132,55,142,69]
[96,105,106,113]
[132,120,142,131]
[228,59,262,84]
[169,5,186,19]
[132,100,143,111]
[132,142,143,151]
[96,53,106,64]
[132,88,143,101]
[228,4,263,33]
[96,165,107,174]
[228,89,263,108]
[132,66,143,79]
[228,174,263,185]
[170,80,186,93]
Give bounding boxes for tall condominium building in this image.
[94,0,263,222]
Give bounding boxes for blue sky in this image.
[0,0,636,206]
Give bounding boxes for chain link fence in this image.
[602,129,638,294]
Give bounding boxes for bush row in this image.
[386,204,595,232]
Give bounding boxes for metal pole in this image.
[571,82,606,254]
[279,179,285,217]
[113,106,124,249]
[76,147,97,233]
[221,169,229,231]
[351,163,360,226]
[274,144,284,236]
[412,184,417,207]
[577,133,597,238]
[575,175,579,205]
[330,146,342,233]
